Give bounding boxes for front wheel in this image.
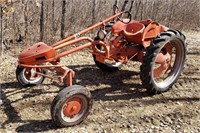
[16,65,47,87]
[51,85,92,127]
[140,30,186,94]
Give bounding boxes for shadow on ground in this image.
[1,64,199,132]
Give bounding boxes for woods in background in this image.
[0,0,200,50]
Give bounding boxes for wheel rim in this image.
[152,39,185,89]
[22,68,43,83]
[105,60,122,67]
[61,95,88,123]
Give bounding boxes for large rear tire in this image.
[140,30,186,94]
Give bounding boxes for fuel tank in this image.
[18,42,56,64]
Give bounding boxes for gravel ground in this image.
[0,31,200,133]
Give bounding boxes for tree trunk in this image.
[52,0,55,33]
[61,0,66,39]
[0,4,3,56]
[24,13,28,39]
[167,0,175,27]
[40,1,44,41]
[92,0,96,24]
[197,0,200,28]
[134,0,141,19]
[23,0,28,39]
[140,0,143,20]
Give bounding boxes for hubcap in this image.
[61,95,88,123]
[154,43,172,78]
[63,98,81,117]
[24,68,41,81]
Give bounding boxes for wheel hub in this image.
[25,68,32,80]
[63,98,81,117]
[154,44,172,78]
[24,68,41,80]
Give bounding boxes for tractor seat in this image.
[122,22,145,44]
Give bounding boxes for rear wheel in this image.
[140,30,186,94]
[51,85,92,127]
[16,65,47,87]
[93,54,122,72]
[93,37,122,72]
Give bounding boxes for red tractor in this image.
[16,0,186,127]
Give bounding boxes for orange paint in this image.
[18,10,168,86]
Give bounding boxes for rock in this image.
[152,119,160,126]
[106,118,112,123]
[126,124,131,128]
[0,99,2,106]
[165,116,173,124]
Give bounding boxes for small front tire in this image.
[51,85,92,127]
[16,65,47,87]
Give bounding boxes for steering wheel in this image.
[118,11,132,24]
[113,0,133,24]
[113,4,119,15]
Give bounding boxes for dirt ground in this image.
[0,31,200,133]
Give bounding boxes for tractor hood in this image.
[18,42,56,64]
